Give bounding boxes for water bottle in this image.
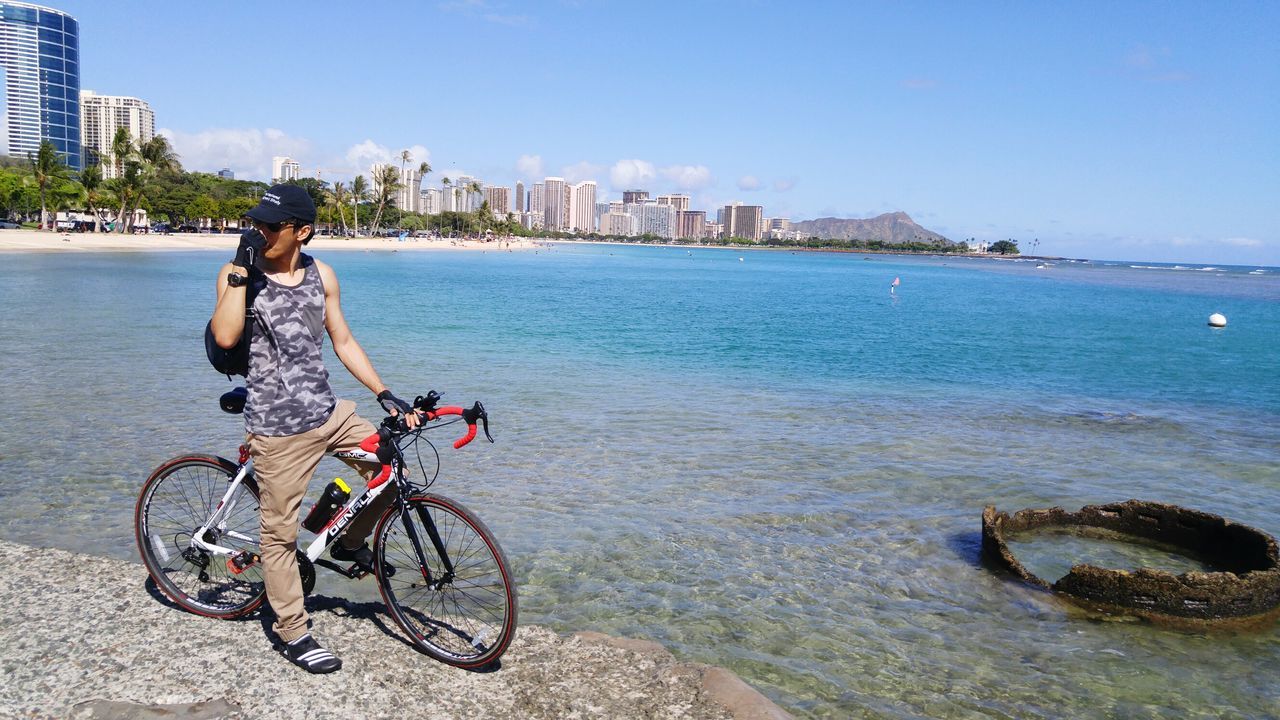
[301,478,351,533]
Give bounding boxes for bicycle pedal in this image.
[227,551,261,575]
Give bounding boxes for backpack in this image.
[205,267,266,378]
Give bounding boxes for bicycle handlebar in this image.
[358,391,493,486]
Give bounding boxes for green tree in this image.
[988,239,1019,255]
[111,160,149,233]
[369,164,400,232]
[139,135,180,173]
[330,181,349,234]
[186,194,220,226]
[350,175,368,235]
[220,196,256,229]
[109,126,134,180]
[78,161,109,232]
[28,141,71,230]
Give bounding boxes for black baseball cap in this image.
[245,184,316,225]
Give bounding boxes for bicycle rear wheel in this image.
[374,494,518,668]
[134,455,266,619]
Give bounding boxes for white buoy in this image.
[1208,313,1227,327]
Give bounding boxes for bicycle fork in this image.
[400,500,455,588]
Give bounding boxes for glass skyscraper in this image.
[0,2,80,169]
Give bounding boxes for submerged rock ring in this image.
[982,500,1280,626]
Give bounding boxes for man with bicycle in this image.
[210,184,420,674]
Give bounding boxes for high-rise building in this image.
[568,181,596,234]
[599,211,634,236]
[622,190,649,204]
[483,185,510,216]
[676,210,705,240]
[370,163,422,212]
[543,176,566,231]
[421,187,441,215]
[272,156,300,183]
[80,90,154,178]
[0,2,82,168]
[627,201,676,239]
[720,203,763,241]
[514,181,525,212]
[217,167,234,179]
[530,182,545,216]
[441,181,460,212]
[656,194,689,212]
[399,165,421,213]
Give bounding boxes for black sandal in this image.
[283,634,342,674]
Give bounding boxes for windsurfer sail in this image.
[890,276,900,294]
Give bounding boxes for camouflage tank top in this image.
[244,254,337,436]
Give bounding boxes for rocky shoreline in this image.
[0,541,790,719]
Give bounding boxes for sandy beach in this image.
[0,228,540,253]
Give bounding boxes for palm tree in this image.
[109,126,133,180]
[350,175,368,235]
[28,141,70,230]
[399,149,411,186]
[417,161,431,216]
[79,160,106,232]
[113,160,148,233]
[331,181,349,235]
[139,135,180,173]
[369,164,401,232]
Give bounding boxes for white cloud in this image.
[562,161,604,184]
[737,175,762,191]
[159,127,310,182]
[773,178,796,192]
[516,154,544,179]
[610,159,656,189]
[332,141,431,180]
[660,164,712,190]
[1220,237,1263,248]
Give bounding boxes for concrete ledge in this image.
[0,541,790,719]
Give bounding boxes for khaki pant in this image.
[247,399,394,642]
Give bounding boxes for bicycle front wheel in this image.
[134,455,266,619]
[374,494,518,668]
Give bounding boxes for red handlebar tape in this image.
[430,406,478,449]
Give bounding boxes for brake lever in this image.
[461,401,495,443]
[478,401,494,443]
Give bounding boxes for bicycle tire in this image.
[134,455,266,619]
[374,494,518,668]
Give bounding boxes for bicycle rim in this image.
[134,456,266,618]
[375,495,518,668]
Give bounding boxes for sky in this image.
[55,1,1279,265]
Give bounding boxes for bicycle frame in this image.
[186,439,452,583]
[185,397,490,581]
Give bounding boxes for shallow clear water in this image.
[1005,527,1219,581]
[1,244,1277,718]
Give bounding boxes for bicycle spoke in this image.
[136,458,266,618]
[375,496,516,667]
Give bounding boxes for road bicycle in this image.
[133,390,518,669]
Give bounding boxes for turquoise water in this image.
[1,244,1277,717]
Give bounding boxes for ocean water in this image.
[1,243,1277,718]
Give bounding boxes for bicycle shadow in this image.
[141,578,501,672]
[261,594,503,673]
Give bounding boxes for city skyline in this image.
[15,1,1280,264]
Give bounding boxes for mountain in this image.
[790,212,953,246]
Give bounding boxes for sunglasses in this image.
[251,219,296,233]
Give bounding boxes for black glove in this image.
[377,390,412,416]
[233,228,265,269]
